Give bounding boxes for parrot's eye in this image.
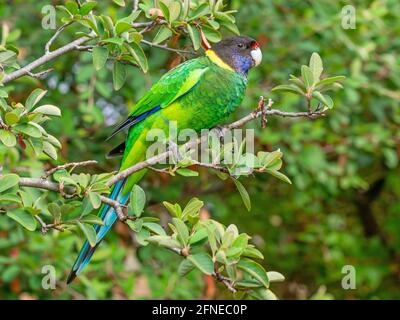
[237,43,244,48]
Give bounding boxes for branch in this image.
[45,21,74,54]
[141,39,195,55]
[1,19,169,85]
[42,160,98,179]
[16,97,326,225]
[18,177,126,223]
[2,35,92,84]
[106,98,325,186]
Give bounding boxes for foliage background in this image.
[0,0,399,299]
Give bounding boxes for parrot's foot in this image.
[211,125,229,140]
[168,140,183,162]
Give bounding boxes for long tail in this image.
[66,179,129,284]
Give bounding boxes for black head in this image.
[211,36,262,74]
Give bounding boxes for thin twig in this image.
[2,35,92,84]
[45,21,74,54]
[141,39,195,55]
[26,68,53,80]
[43,160,98,179]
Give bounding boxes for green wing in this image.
[107,58,208,140]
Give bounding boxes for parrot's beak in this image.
[251,47,262,67]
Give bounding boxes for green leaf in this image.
[127,42,148,72]
[48,203,61,222]
[168,1,182,22]
[187,24,201,51]
[312,91,334,109]
[0,174,19,193]
[153,26,172,45]
[77,221,97,247]
[316,76,346,87]
[0,193,21,204]
[112,61,127,91]
[249,288,278,300]
[88,191,101,209]
[0,89,8,98]
[33,104,61,117]
[92,46,109,71]
[271,84,304,95]
[0,129,16,147]
[146,235,181,249]
[172,217,189,245]
[13,123,42,138]
[158,1,170,22]
[0,50,16,63]
[113,0,125,7]
[42,141,58,160]
[143,222,166,236]
[237,258,269,288]
[242,246,264,260]
[65,1,79,14]
[232,233,249,251]
[25,89,47,111]
[182,197,203,219]
[187,253,214,275]
[129,184,146,217]
[189,227,208,245]
[178,259,195,276]
[232,179,251,211]
[115,21,132,35]
[127,218,143,232]
[188,3,210,21]
[309,52,323,81]
[7,209,37,231]
[220,20,240,35]
[79,1,97,15]
[102,37,124,46]
[5,111,20,125]
[176,168,198,177]
[301,65,314,89]
[80,214,104,225]
[265,169,292,184]
[163,201,182,218]
[2,265,20,283]
[202,26,221,43]
[267,271,285,282]
[235,279,264,289]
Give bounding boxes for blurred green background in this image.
[0,0,399,299]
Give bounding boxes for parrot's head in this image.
[209,36,262,74]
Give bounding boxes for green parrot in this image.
[67,36,262,283]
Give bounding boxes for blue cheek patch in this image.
[232,54,253,74]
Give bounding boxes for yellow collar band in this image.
[205,50,234,71]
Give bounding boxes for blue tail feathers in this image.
[67,179,129,284]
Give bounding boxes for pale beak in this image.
[251,47,262,67]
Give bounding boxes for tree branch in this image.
[2,35,92,84]
[43,160,98,179]
[106,98,325,186]
[45,21,74,54]
[141,39,195,55]
[16,97,326,226]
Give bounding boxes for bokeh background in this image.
[0,0,399,299]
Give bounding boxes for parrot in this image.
[67,36,262,284]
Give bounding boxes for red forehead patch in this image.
[250,41,259,49]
